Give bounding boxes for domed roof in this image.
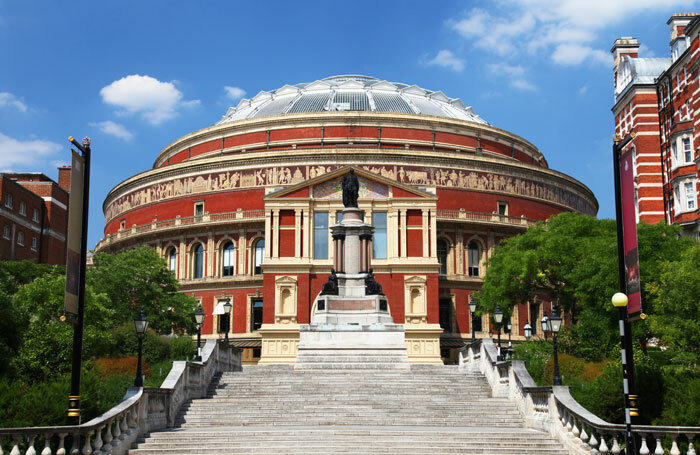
[218,75,488,124]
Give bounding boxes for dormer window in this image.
[672,36,690,62]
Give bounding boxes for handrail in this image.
[435,209,536,227]
[0,339,242,455]
[459,338,699,454]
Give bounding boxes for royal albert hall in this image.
[96,75,598,365]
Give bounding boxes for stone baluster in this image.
[91,427,103,455]
[588,431,598,454]
[101,421,112,454]
[571,417,581,442]
[670,436,680,455]
[687,434,696,455]
[81,431,92,455]
[0,436,4,455]
[128,407,138,431]
[120,412,128,440]
[599,434,609,454]
[69,434,79,455]
[653,436,664,455]
[11,435,21,455]
[40,434,52,455]
[56,434,67,455]
[610,435,621,455]
[579,423,589,448]
[25,435,36,455]
[566,413,573,436]
[110,418,121,447]
[639,434,650,455]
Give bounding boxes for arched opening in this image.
[254,239,265,275]
[467,241,480,277]
[222,241,235,277]
[437,239,448,275]
[167,247,177,273]
[193,243,204,279]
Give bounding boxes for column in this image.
[456,230,464,275]
[238,229,246,275]
[207,233,215,277]
[422,209,429,257]
[302,209,311,259]
[400,209,407,258]
[179,236,186,279]
[264,210,272,259]
[488,232,495,259]
[388,210,398,259]
[430,209,437,258]
[294,209,301,258]
[272,209,279,259]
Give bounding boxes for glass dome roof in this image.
[218,75,487,124]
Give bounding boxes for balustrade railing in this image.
[460,339,699,455]
[0,339,241,455]
[436,209,536,226]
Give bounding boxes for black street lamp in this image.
[223,299,232,344]
[469,296,477,343]
[195,306,205,361]
[133,310,149,387]
[613,292,638,455]
[506,319,513,359]
[523,321,533,340]
[540,311,549,340]
[494,305,504,361]
[549,306,563,386]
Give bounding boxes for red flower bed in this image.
[95,357,151,379]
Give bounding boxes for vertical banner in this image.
[619,148,642,315]
[64,150,85,321]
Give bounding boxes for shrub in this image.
[106,323,171,364]
[657,368,700,426]
[543,353,585,385]
[95,357,150,379]
[511,341,552,385]
[170,335,196,360]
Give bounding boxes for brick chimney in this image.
[668,13,697,42]
[58,166,71,192]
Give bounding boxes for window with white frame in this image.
[436,239,448,275]
[31,237,37,251]
[683,137,693,163]
[467,241,480,277]
[372,212,387,259]
[685,181,696,210]
[4,193,12,208]
[194,201,204,218]
[673,179,697,212]
[672,141,679,165]
[192,243,204,279]
[685,101,691,120]
[254,239,265,275]
[19,201,26,216]
[32,208,39,223]
[167,247,177,273]
[313,212,329,259]
[2,224,9,240]
[222,241,235,276]
[17,231,24,246]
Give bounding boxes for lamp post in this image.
[195,306,205,361]
[523,321,533,340]
[540,311,549,340]
[223,299,232,344]
[133,310,149,387]
[506,319,513,360]
[494,305,504,361]
[469,296,477,343]
[613,292,638,455]
[549,306,562,386]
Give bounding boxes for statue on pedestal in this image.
[365,269,384,296]
[320,269,339,296]
[341,169,359,208]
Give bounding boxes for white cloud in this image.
[579,85,588,95]
[511,79,538,91]
[0,92,27,112]
[89,120,134,141]
[450,1,696,66]
[639,43,656,57]
[224,86,246,100]
[0,132,62,169]
[426,50,466,72]
[488,63,525,77]
[100,75,199,125]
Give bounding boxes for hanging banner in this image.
[619,147,642,316]
[64,150,84,321]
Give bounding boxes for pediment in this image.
[264,166,438,201]
[305,81,331,91]
[275,85,301,96]
[338,79,365,89]
[401,85,426,96]
[369,81,399,91]
[252,91,273,102]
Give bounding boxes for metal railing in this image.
[0,340,241,455]
[460,339,699,454]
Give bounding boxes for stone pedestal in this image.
[295,207,409,370]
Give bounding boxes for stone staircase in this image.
[129,365,569,455]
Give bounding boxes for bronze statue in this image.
[364,269,384,296]
[320,269,339,296]
[341,169,359,208]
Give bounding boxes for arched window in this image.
[222,241,235,277]
[167,247,177,273]
[467,241,480,277]
[193,244,204,279]
[437,239,448,275]
[254,239,265,275]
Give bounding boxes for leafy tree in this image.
[88,246,198,334]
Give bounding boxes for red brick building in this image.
[96,75,598,364]
[0,168,70,264]
[613,14,700,238]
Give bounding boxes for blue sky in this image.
[1,0,698,249]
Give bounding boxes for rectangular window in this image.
[472,313,482,332]
[685,101,691,120]
[31,237,37,251]
[251,299,263,331]
[2,225,9,240]
[674,186,681,211]
[672,141,679,165]
[439,299,452,333]
[32,208,39,223]
[497,201,508,216]
[194,202,204,217]
[4,193,12,208]
[120,219,126,230]
[685,182,695,210]
[529,303,539,335]
[683,137,692,163]
[19,201,26,216]
[313,212,329,259]
[17,231,24,246]
[372,212,387,259]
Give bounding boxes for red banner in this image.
[64,151,84,321]
[619,147,642,315]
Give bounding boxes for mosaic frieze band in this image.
[104,164,596,223]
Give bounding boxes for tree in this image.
[88,246,198,334]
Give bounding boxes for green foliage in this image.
[511,340,552,385]
[170,335,196,360]
[104,323,172,365]
[89,246,198,334]
[657,368,700,426]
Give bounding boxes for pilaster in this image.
[272,209,280,258]
[422,209,429,257]
[294,209,301,258]
[400,209,407,258]
[429,209,437,258]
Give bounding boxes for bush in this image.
[543,353,585,385]
[657,368,700,426]
[106,324,171,364]
[95,357,151,379]
[170,336,196,360]
[511,341,552,385]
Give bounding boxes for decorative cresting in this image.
[0,340,241,455]
[460,339,699,455]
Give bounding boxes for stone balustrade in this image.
[460,339,699,455]
[0,339,241,455]
[435,209,536,227]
